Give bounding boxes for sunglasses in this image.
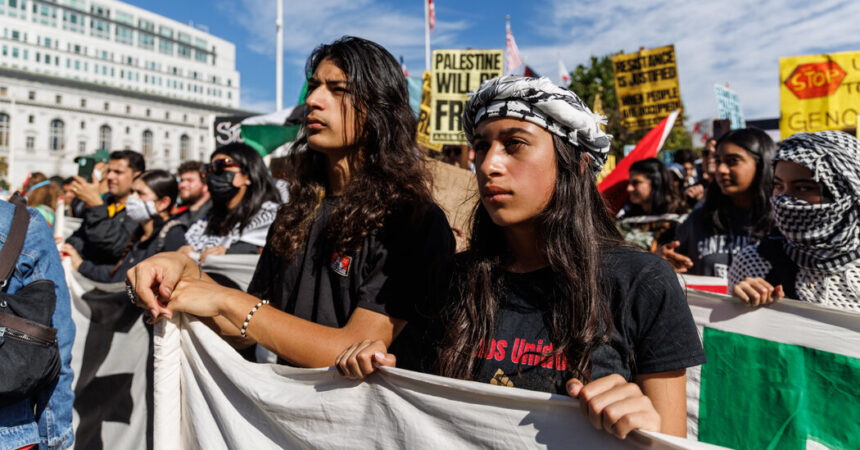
[202,158,241,175]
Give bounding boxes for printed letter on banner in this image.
[430,49,503,145]
[779,50,860,139]
[612,45,683,132]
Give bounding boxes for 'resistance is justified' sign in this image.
[612,45,683,132]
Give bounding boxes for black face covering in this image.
[207,171,240,203]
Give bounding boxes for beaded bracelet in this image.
[240,299,269,338]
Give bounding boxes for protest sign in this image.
[417,71,443,151]
[612,45,683,131]
[713,85,745,129]
[213,115,251,147]
[779,50,860,138]
[427,159,477,235]
[430,49,503,145]
[679,280,860,450]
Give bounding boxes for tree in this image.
[566,53,692,159]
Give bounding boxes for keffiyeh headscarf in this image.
[772,131,860,272]
[462,76,612,177]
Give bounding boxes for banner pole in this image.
[275,0,283,112]
[424,0,431,72]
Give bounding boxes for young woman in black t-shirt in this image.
[336,76,704,439]
[659,128,776,277]
[127,37,453,368]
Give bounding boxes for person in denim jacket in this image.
[0,200,75,450]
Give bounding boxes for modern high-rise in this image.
[0,0,253,187]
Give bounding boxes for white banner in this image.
[152,314,718,449]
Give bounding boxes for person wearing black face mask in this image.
[179,144,283,263]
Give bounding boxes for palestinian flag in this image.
[240,81,309,156]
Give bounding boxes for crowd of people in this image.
[2,34,858,448]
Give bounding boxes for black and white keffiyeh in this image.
[462,76,611,177]
[772,131,860,272]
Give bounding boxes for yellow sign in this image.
[612,45,682,131]
[430,49,504,145]
[779,50,860,138]
[417,71,442,151]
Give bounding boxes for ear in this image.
[156,196,172,213]
[579,154,591,175]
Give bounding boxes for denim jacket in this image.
[0,201,75,450]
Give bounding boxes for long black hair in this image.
[626,158,684,216]
[205,143,281,236]
[701,128,775,237]
[270,36,432,258]
[438,135,624,383]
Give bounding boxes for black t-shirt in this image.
[675,205,757,277]
[247,197,455,347]
[401,246,706,395]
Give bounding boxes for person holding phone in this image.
[65,150,145,265]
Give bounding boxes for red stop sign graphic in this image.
[785,61,847,99]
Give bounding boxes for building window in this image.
[179,134,190,160]
[0,113,9,149]
[98,125,111,150]
[165,112,169,120]
[26,136,35,150]
[28,91,35,100]
[142,129,153,157]
[125,126,130,134]
[78,141,86,154]
[28,115,34,124]
[145,108,150,117]
[126,105,131,114]
[49,119,65,151]
[80,120,85,129]
[80,98,86,107]
[164,131,169,138]
[104,102,110,111]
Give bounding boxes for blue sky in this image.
[126,0,860,124]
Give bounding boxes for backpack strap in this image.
[0,193,30,289]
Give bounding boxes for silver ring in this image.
[125,282,137,306]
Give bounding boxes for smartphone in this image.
[77,158,95,182]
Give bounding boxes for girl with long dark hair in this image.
[181,143,282,261]
[62,170,186,282]
[336,77,704,440]
[659,128,775,277]
[616,158,687,251]
[127,36,453,368]
[729,131,860,310]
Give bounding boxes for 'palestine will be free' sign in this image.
[612,45,683,131]
[430,49,503,145]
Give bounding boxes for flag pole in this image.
[275,0,283,112]
[424,0,431,72]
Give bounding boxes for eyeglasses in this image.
[202,158,241,175]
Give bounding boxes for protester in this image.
[616,158,687,251]
[700,138,718,183]
[61,177,86,218]
[178,144,281,261]
[729,131,860,311]
[128,36,454,368]
[335,76,704,440]
[659,128,775,277]
[672,149,697,186]
[23,172,63,228]
[62,170,186,283]
[172,161,211,228]
[65,150,145,265]
[0,197,75,449]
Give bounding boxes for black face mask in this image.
[207,171,240,203]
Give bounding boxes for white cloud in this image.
[218,0,468,72]
[239,86,275,114]
[521,0,860,123]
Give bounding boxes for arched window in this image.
[142,129,153,157]
[98,124,111,150]
[179,134,190,160]
[49,119,65,151]
[0,113,9,148]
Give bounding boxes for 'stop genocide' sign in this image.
[780,50,860,138]
[612,45,682,131]
[430,49,503,145]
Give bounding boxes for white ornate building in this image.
[0,0,253,187]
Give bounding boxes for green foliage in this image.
[565,53,692,158]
